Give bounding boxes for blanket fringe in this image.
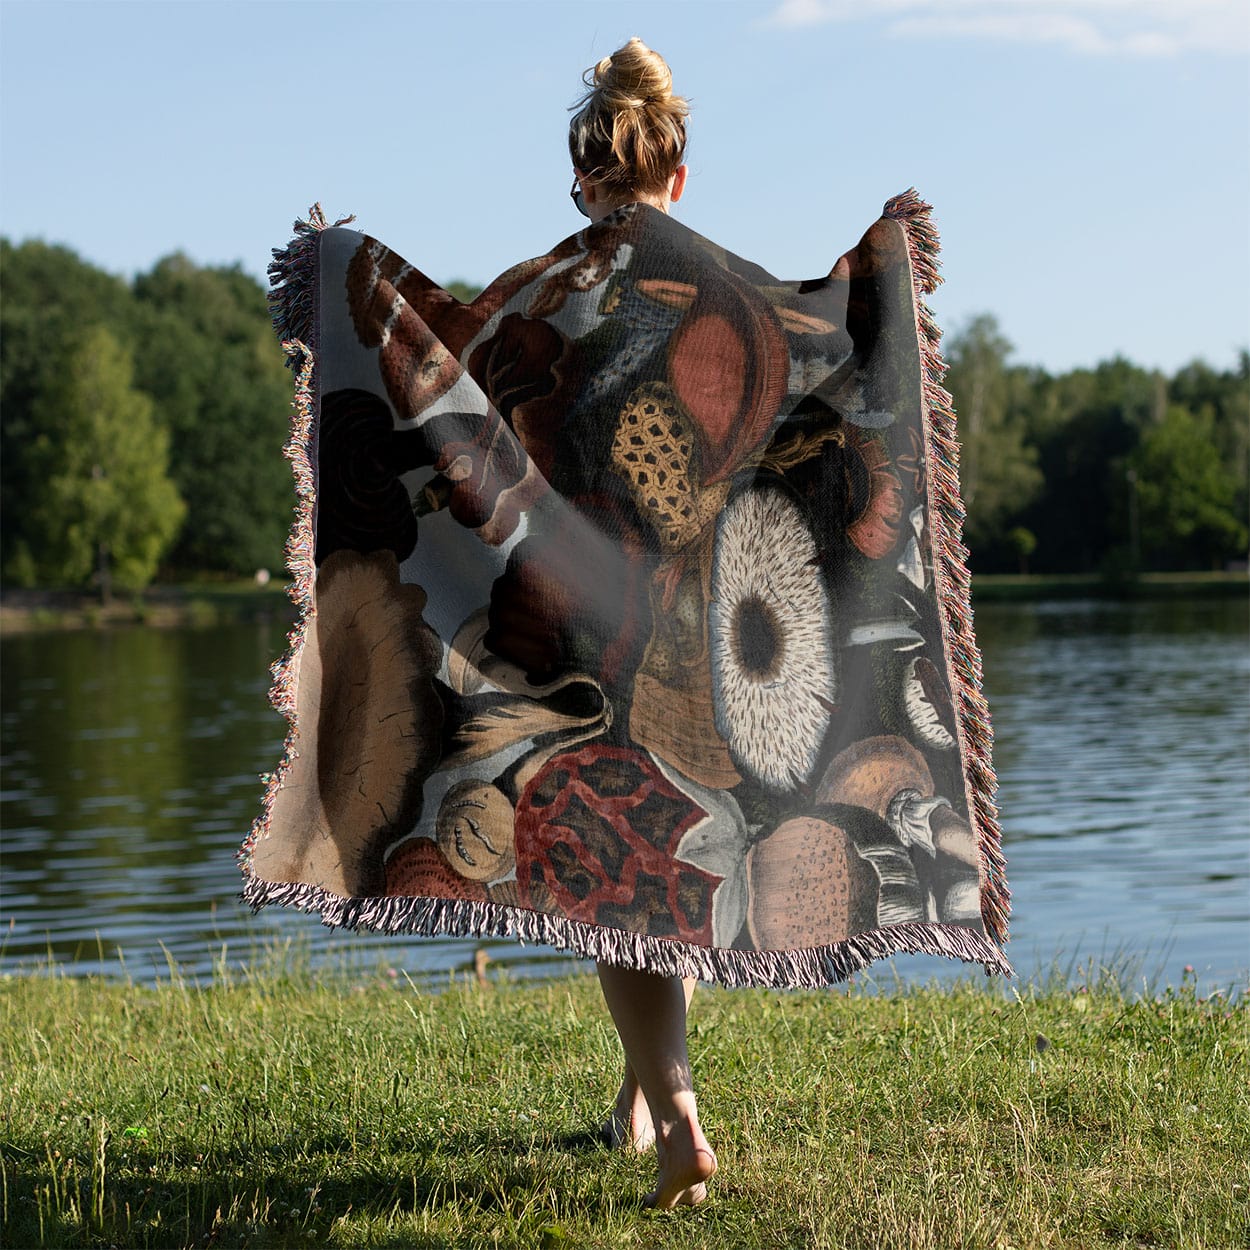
[240,205,349,873]
[240,872,1013,988]
[266,203,355,362]
[883,188,1010,948]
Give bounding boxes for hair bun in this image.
[595,36,673,110]
[569,38,689,196]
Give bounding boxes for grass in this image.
[970,571,1247,602]
[1,962,1246,1249]
[0,580,292,633]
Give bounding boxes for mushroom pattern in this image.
[816,735,979,926]
[513,744,721,941]
[487,877,556,913]
[746,816,879,947]
[652,754,752,946]
[816,735,936,925]
[843,430,904,560]
[896,505,928,591]
[708,486,837,792]
[630,532,742,791]
[435,780,517,882]
[249,549,443,898]
[903,655,957,750]
[819,735,936,828]
[384,837,490,902]
[928,805,983,924]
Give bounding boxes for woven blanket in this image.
[240,192,1011,986]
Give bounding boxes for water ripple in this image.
[2,600,1247,991]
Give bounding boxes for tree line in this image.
[2,240,293,594]
[946,315,1247,575]
[1,238,1245,594]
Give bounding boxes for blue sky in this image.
[2,0,1246,374]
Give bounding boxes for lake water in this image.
[2,597,1247,993]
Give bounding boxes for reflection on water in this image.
[968,596,1250,992]
[2,597,1247,990]
[0,624,581,985]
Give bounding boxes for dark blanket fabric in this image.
[240,191,1012,986]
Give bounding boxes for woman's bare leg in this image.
[602,978,696,1152]
[603,1056,654,1151]
[596,964,717,1207]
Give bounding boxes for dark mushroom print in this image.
[241,195,1011,987]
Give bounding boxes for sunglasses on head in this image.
[570,176,589,219]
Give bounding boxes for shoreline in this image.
[0,581,294,634]
[1,570,1245,635]
[969,569,1248,602]
[2,949,1245,1001]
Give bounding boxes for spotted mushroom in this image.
[746,816,878,947]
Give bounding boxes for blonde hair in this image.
[568,37,689,198]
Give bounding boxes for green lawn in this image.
[2,964,1246,1249]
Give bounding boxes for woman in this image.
[566,38,717,1210]
[247,34,1010,1219]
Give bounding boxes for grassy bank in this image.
[0,581,293,634]
[970,570,1248,602]
[2,967,1245,1249]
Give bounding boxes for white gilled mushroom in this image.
[435,779,517,882]
[885,788,950,856]
[447,608,493,696]
[818,735,956,853]
[929,804,979,869]
[896,506,927,591]
[708,486,838,793]
[903,656,957,750]
[814,735,955,926]
[928,806,982,923]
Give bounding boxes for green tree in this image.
[132,255,293,575]
[1,239,140,580]
[26,327,185,596]
[1129,405,1246,570]
[1006,526,1037,574]
[445,279,484,303]
[943,315,1043,564]
[1169,353,1250,533]
[1021,357,1162,573]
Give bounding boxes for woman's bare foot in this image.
[645,1117,717,1209]
[594,967,712,1207]
[602,1072,655,1151]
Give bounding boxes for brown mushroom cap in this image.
[746,816,878,947]
[815,734,934,816]
[251,549,443,897]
